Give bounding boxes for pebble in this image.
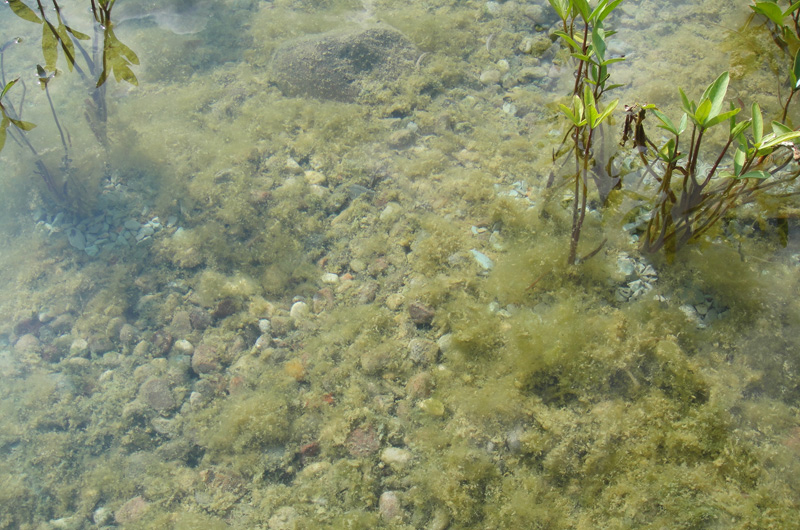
[290,301,310,321]
[119,323,138,344]
[320,273,339,284]
[69,338,89,357]
[115,496,149,524]
[470,249,494,271]
[173,339,194,355]
[408,338,439,365]
[479,69,502,85]
[379,202,403,222]
[67,228,86,250]
[191,344,221,374]
[381,447,412,468]
[379,491,403,521]
[13,334,41,355]
[139,377,176,412]
[419,398,445,416]
[408,302,435,325]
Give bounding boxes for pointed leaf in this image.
[793,49,800,89]
[65,25,90,41]
[737,170,772,179]
[678,113,688,135]
[555,31,582,52]
[785,1,800,16]
[679,87,694,114]
[8,0,42,23]
[1,78,20,100]
[592,22,606,62]
[548,0,571,21]
[772,120,793,135]
[704,108,740,128]
[752,102,763,144]
[730,119,752,143]
[593,98,618,127]
[761,130,800,149]
[593,0,624,23]
[0,119,8,152]
[733,145,747,176]
[694,98,713,127]
[574,0,591,20]
[651,108,678,135]
[751,2,785,26]
[700,71,730,121]
[42,23,58,72]
[9,117,37,131]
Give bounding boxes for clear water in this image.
[1,0,799,528]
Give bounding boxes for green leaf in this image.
[679,87,694,114]
[694,98,713,127]
[730,119,752,143]
[785,1,800,16]
[573,0,591,20]
[601,57,627,66]
[761,130,800,149]
[793,49,800,89]
[772,120,793,135]
[8,0,42,23]
[652,108,678,135]
[737,170,772,179]
[592,22,607,62]
[548,0,571,21]
[704,108,740,128]
[555,31,582,52]
[700,71,730,121]
[0,118,8,152]
[751,1,785,26]
[593,98,618,128]
[733,145,747,176]
[592,0,624,23]
[9,117,37,131]
[42,23,58,72]
[658,138,676,162]
[752,102,763,144]
[678,113,688,135]
[0,78,20,100]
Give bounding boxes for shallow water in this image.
[1,0,800,528]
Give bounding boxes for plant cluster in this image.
[0,0,138,208]
[548,0,800,262]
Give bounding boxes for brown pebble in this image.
[191,344,221,374]
[408,338,439,365]
[406,372,434,399]
[151,330,173,357]
[379,491,402,521]
[13,334,41,355]
[300,441,320,458]
[346,425,380,457]
[139,377,177,412]
[115,496,149,524]
[189,309,212,330]
[212,298,237,321]
[408,302,435,326]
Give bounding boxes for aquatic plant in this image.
[547,0,625,264]
[748,0,800,122]
[623,72,800,256]
[1,0,139,208]
[547,0,800,261]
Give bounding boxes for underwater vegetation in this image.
[0,0,800,528]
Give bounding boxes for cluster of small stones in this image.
[615,252,658,302]
[32,172,177,257]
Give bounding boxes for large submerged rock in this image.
[270,25,418,102]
